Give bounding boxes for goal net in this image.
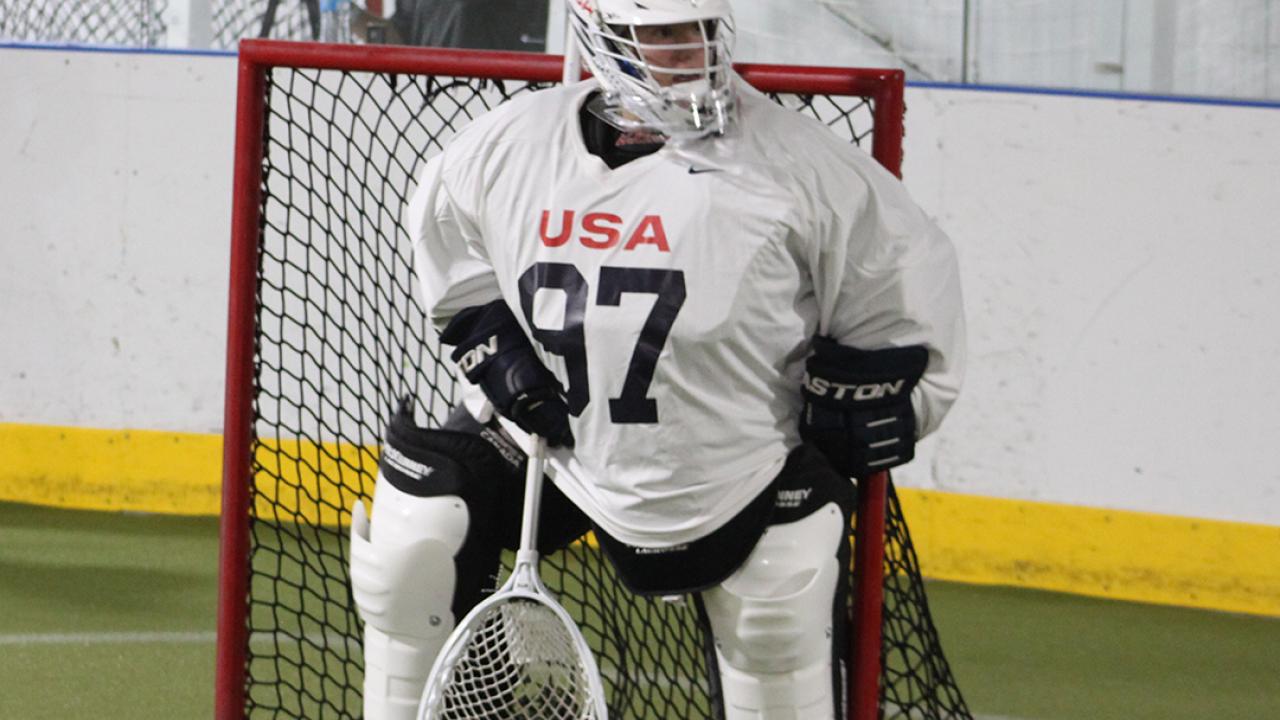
[217,39,970,720]
[0,0,168,46]
[0,0,356,49]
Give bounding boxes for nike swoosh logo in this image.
[688,166,721,174]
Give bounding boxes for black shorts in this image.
[383,400,854,601]
[595,443,857,596]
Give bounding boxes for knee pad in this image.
[701,503,845,720]
[351,475,468,720]
[352,473,469,634]
[350,401,520,720]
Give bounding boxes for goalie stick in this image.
[416,435,610,720]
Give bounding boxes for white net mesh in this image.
[425,597,603,720]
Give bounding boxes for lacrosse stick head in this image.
[418,578,609,719]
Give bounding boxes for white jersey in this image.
[407,76,965,547]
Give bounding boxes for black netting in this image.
[212,0,329,49]
[880,483,972,718]
[241,58,968,719]
[0,0,168,46]
[0,0,367,49]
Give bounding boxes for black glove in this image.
[799,337,929,478]
[440,300,575,448]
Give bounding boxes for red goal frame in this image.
[217,38,905,720]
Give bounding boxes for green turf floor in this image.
[1,501,1276,719]
[0,502,220,719]
[928,582,1280,719]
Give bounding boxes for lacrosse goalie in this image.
[349,0,965,717]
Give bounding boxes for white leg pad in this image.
[360,624,441,720]
[702,503,845,720]
[350,474,469,720]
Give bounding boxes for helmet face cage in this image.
[570,1,738,141]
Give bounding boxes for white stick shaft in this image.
[517,435,547,554]
[562,15,581,84]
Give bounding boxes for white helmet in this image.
[567,0,738,141]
